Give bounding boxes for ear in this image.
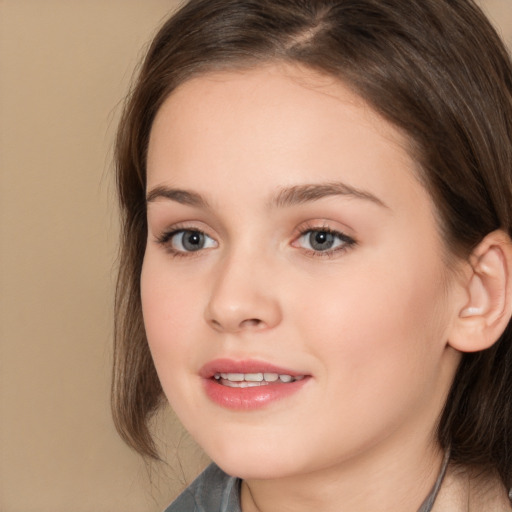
[448,230,512,353]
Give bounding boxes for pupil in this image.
[310,231,334,251]
[183,231,204,251]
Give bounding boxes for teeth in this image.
[220,373,244,381]
[213,372,305,385]
[245,373,264,382]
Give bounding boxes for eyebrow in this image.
[146,181,388,209]
[270,181,388,209]
[146,185,209,208]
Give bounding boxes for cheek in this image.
[295,254,452,389]
[140,256,198,374]
[291,269,452,452]
[140,257,212,418]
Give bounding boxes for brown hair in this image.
[112,0,512,487]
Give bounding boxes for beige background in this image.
[1,1,511,511]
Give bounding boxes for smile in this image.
[201,359,310,410]
[214,372,306,387]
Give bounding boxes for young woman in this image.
[112,1,512,510]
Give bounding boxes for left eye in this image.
[169,230,217,252]
[296,229,352,252]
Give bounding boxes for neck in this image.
[241,436,445,512]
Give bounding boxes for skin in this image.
[142,64,465,512]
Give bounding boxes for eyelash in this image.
[155,225,216,259]
[294,224,357,259]
[154,224,357,259]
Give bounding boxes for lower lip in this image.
[202,377,309,410]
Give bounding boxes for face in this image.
[142,64,462,481]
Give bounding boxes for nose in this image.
[204,251,282,334]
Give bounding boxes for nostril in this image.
[207,316,266,333]
[210,319,222,329]
[240,318,263,329]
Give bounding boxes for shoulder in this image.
[163,463,241,512]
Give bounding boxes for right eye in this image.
[167,230,217,253]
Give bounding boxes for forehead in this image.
[149,63,413,164]
[147,63,426,213]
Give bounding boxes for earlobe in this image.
[449,230,512,353]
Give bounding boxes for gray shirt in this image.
[165,464,241,512]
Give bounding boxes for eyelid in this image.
[154,223,219,257]
[291,221,357,257]
[153,219,212,242]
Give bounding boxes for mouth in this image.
[200,359,310,410]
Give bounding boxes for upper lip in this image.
[199,358,306,378]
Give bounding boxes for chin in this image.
[204,441,309,480]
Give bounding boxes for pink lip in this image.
[199,358,310,411]
[199,358,305,378]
